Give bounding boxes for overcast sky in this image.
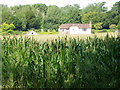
[0,0,119,10]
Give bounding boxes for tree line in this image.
[0,1,120,32]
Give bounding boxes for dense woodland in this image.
[0,1,120,32]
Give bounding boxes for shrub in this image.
[117,21,120,30]
[1,23,15,31]
[94,23,103,30]
[39,31,58,34]
[7,30,14,34]
[109,24,117,29]
[0,29,2,35]
[102,29,107,32]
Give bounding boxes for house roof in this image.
[25,30,38,35]
[59,24,91,29]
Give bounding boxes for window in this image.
[83,28,87,31]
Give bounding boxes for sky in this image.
[0,0,119,10]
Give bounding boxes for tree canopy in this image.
[1,1,120,31]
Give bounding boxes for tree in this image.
[73,4,80,9]
[9,15,23,30]
[82,12,101,24]
[1,23,10,31]
[61,5,81,24]
[81,2,107,14]
[2,5,13,24]
[25,10,40,29]
[102,11,119,29]
[111,1,120,14]
[117,21,120,30]
[1,1,119,31]
[94,23,103,30]
[0,4,2,25]
[44,5,63,31]
[32,4,48,14]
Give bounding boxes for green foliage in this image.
[25,10,41,29]
[111,1,120,14]
[1,23,16,35]
[2,35,120,88]
[32,4,48,14]
[39,31,58,34]
[94,23,103,30]
[82,12,106,26]
[13,30,23,35]
[1,23,10,31]
[61,5,81,24]
[2,5,12,24]
[1,1,120,32]
[81,2,107,14]
[0,29,2,35]
[1,23,15,31]
[109,24,117,29]
[117,21,120,29]
[102,10,120,29]
[10,24,15,30]
[82,12,98,24]
[93,29,114,33]
[7,30,14,34]
[43,5,62,30]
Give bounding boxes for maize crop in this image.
[2,35,120,88]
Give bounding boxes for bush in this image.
[91,29,95,34]
[0,29,2,35]
[109,24,117,29]
[7,30,14,34]
[13,30,23,35]
[101,29,107,32]
[1,32,7,35]
[39,31,49,34]
[93,29,114,33]
[94,23,103,30]
[1,23,15,31]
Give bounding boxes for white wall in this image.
[59,28,69,34]
[69,26,91,34]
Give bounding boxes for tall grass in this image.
[2,35,120,88]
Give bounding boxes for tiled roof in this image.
[59,24,91,29]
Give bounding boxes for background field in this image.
[1,32,119,42]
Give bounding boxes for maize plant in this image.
[2,35,120,88]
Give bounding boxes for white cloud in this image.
[0,0,119,10]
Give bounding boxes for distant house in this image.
[25,31,38,35]
[59,23,92,34]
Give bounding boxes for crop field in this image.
[1,32,120,88]
[1,32,119,41]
